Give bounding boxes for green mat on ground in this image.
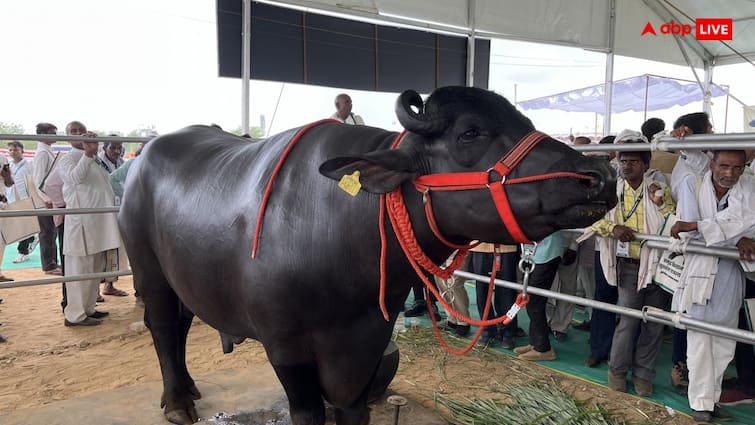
[402,283,754,424]
[2,240,43,271]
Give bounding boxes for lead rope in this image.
[380,187,539,352]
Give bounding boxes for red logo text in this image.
[641,19,733,40]
[695,18,733,40]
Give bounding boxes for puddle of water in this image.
[199,402,292,425]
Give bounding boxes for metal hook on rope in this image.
[518,242,538,299]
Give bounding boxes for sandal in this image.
[102,287,129,297]
[0,275,14,282]
[96,295,105,303]
[45,268,63,276]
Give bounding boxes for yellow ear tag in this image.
[338,170,362,197]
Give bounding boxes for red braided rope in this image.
[378,195,389,321]
[384,188,517,328]
[251,119,338,259]
[385,190,469,279]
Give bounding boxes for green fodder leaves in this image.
[436,382,622,425]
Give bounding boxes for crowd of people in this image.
[0,121,139,333]
[0,98,753,424]
[408,112,755,424]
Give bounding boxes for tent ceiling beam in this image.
[641,0,713,64]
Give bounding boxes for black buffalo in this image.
[119,87,617,425]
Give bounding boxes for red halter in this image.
[411,130,593,244]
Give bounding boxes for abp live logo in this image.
[641,18,732,40]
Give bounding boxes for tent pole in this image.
[643,75,649,122]
[602,0,616,136]
[703,61,713,116]
[724,87,730,133]
[466,0,476,87]
[242,0,252,135]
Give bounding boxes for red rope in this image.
[426,253,498,355]
[384,187,523,329]
[423,195,481,250]
[385,190,469,279]
[378,195,389,321]
[251,119,338,259]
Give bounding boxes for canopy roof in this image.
[267,0,755,67]
[517,74,727,114]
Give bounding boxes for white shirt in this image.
[7,158,30,202]
[330,112,364,125]
[670,151,710,201]
[32,142,57,189]
[97,151,124,173]
[58,147,121,256]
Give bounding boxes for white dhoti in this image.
[63,252,107,323]
[686,327,738,411]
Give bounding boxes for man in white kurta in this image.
[670,150,755,422]
[59,132,121,326]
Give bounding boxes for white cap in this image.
[614,129,648,144]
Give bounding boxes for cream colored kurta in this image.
[58,147,120,256]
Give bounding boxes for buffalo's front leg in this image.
[272,364,326,425]
[334,405,370,425]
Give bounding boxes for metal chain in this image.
[518,242,538,298]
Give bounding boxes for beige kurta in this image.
[58,148,120,256]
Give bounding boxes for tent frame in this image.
[238,0,749,135]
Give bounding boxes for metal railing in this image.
[0,207,119,218]
[454,270,755,345]
[0,271,133,290]
[572,132,755,153]
[0,134,152,143]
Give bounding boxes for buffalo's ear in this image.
[319,149,419,194]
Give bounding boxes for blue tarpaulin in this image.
[517,74,726,114]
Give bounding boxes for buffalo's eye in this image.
[459,129,480,142]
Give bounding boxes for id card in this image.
[616,240,630,258]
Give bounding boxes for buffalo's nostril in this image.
[580,171,605,196]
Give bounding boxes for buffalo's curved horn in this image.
[395,90,442,135]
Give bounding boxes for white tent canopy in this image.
[518,74,728,114]
[241,0,755,133]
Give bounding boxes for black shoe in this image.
[455,324,470,337]
[441,322,471,337]
[477,332,496,347]
[499,336,516,350]
[64,317,102,327]
[584,356,605,368]
[552,330,567,342]
[404,301,427,317]
[88,310,109,319]
[572,320,591,331]
[516,327,526,338]
[712,405,733,421]
[692,410,713,424]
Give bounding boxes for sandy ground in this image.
[0,267,694,424]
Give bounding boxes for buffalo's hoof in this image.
[165,406,198,425]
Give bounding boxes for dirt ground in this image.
[0,268,694,424]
